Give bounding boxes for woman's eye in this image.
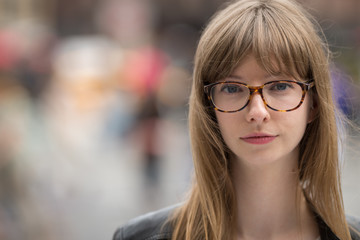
[269,82,293,91]
[220,84,242,94]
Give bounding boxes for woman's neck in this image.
[232,158,319,240]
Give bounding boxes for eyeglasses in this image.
[204,80,314,113]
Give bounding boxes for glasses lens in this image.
[263,81,303,111]
[210,83,249,111]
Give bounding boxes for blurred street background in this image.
[0,0,359,239]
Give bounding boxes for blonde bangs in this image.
[250,4,312,80]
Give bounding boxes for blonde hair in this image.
[171,0,351,239]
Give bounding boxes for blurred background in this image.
[0,0,359,239]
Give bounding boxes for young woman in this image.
[113,0,360,239]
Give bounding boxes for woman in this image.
[113,0,360,239]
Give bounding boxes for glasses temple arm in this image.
[306,80,315,90]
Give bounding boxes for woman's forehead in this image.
[223,53,301,80]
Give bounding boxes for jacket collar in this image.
[315,214,340,240]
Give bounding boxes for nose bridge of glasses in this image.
[248,85,263,100]
[248,85,269,110]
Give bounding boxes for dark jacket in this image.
[113,205,360,240]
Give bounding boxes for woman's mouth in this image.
[240,133,278,145]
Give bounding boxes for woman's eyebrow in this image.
[265,73,290,79]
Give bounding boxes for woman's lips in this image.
[240,133,277,145]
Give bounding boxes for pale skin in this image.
[215,54,319,240]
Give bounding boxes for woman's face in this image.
[215,54,314,167]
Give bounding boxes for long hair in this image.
[171,0,351,239]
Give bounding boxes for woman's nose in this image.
[245,93,270,123]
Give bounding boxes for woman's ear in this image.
[308,94,318,123]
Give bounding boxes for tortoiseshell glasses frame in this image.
[204,80,315,113]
